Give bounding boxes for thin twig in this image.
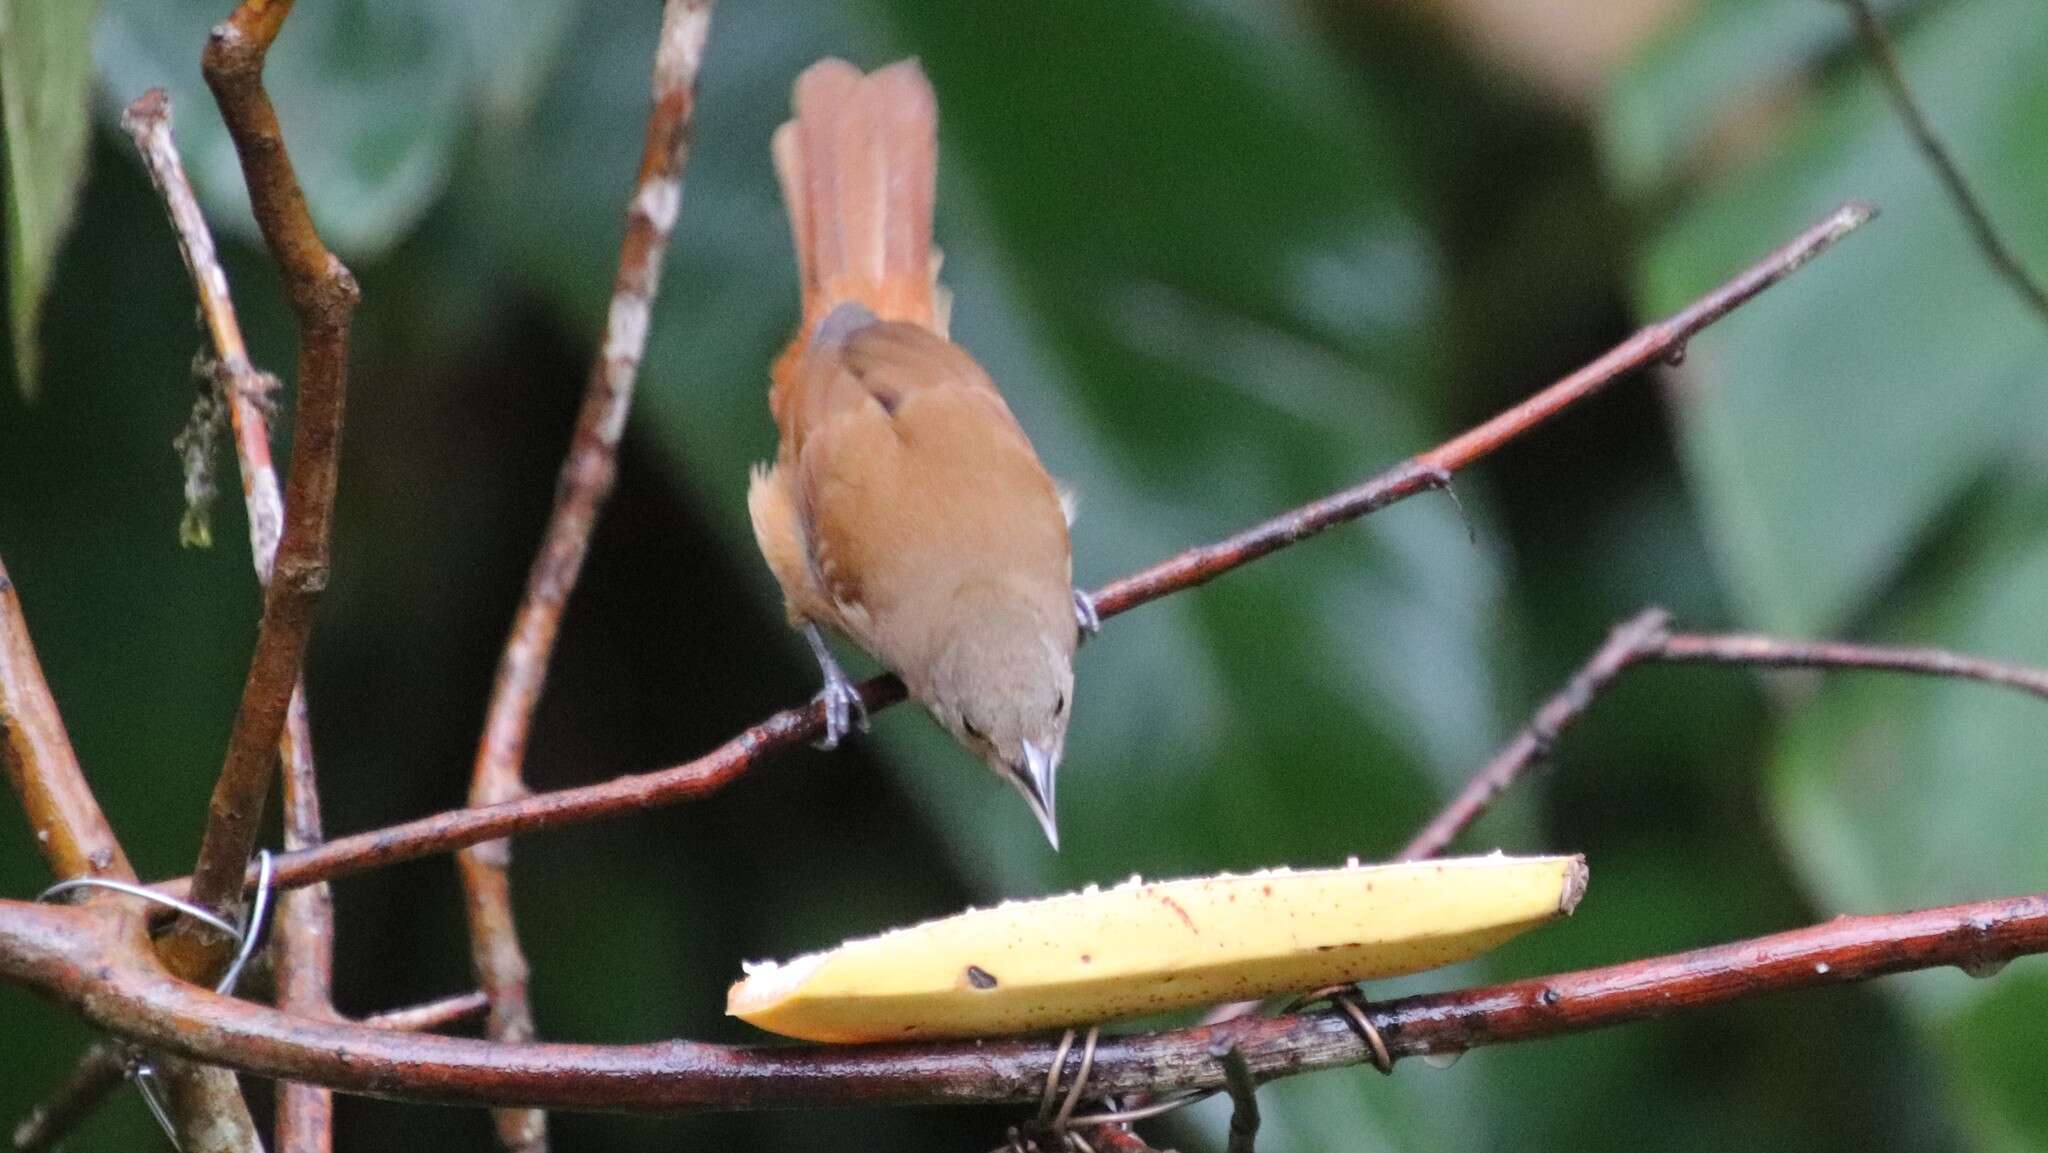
[1833,0,2048,326]
[151,202,1877,904]
[1398,609,1673,860]
[119,86,339,1153]
[359,991,492,1034]
[456,7,713,1151]
[2,889,2043,1111]
[10,1042,124,1152]
[1398,608,2048,860]
[160,0,360,986]
[1215,1047,1259,1153]
[274,688,335,1153]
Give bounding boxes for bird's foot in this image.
[811,672,869,750]
[803,623,870,750]
[1072,589,1101,641]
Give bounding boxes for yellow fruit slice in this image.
[728,853,1587,1042]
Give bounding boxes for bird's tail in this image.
[774,58,946,348]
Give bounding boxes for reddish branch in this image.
[0,564,133,883]
[158,0,358,989]
[1,891,2042,1111]
[152,201,1876,904]
[360,990,492,1034]
[1398,608,2048,860]
[121,85,341,1153]
[456,6,714,1151]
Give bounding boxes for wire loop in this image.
[34,850,277,1149]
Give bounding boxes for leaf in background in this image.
[1770,491,2048,1147]
[1601,0,1927,196]
[1624,0,2048,635]
[1,0,101,397]
[91,0,578,258]
[1615,0,2048,1146]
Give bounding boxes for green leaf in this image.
[1770,491,2048,1147]
[1627,0,2048,634]
[1600,0,1929,196]
[92,0,581,258]
[1,0,101,397]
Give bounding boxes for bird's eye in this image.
[1053,693,1066,716]
[962,718,986,741]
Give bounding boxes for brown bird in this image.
[748,59,1094,847]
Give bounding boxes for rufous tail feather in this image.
[774,59,942,344]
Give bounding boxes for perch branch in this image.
[161,0,359,985]
[456,6,713,1151]
[1833,0,2048,326]
[151,202,1877,903]
[122,86,340,1153]
[0,890,2041,1111]
[1397,608,2048,860]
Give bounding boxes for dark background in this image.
[4,0,2046,1149]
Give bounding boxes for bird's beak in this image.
[1011,740,1059,851]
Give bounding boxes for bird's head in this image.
[919,590,1077,849]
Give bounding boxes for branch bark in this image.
[0,891,2041,1112]
[151,202,1877,904]
[159,0,360,989]
[1397,608,2048,860]
[456,7,713,1151]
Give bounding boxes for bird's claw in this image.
[1072,589,1101,641]
[811,673,869,750]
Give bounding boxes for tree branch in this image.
[0,562,133,883]
[120,85,340,1153]
[358,991,492,1034]
[1397,607,2048,860]
[160,0,359,987]
[1833,0,2048,327]
[9,1042,123,1152]
[456,7,713,1151]
[0,890,2041,1112]
[150,202,1877,903]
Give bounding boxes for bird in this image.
[747,58,1094,848]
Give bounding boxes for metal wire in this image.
[34,849,277,1149]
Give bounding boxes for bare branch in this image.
[152,203,1877,903]
[10,1043,123,1152]
[121,85,339,1153]
[1833,0,2048,326]
[1,890,2042,1112]
[0,563,133,883]
[1398,608,2048,860]
[359,991,492,1034]
[456,7,713,1151]
[159,0,360,987]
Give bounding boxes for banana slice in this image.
[729,853,1586,1042]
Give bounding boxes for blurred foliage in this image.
[0,0,2043,1150]
[1,0,101,395]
